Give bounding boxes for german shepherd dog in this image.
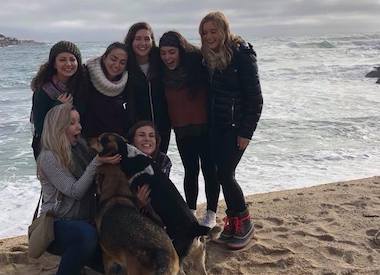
[97,133,211,260]
[95,163,179,275]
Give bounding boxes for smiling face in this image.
[201,20,223,52]
[132,29,153,64]
[54,52,78,81]
[65,110,82,145]
[160,46,180,70]
[102,48,128,81]
[133,125,157,156]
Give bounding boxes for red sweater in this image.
[165,85,208,128]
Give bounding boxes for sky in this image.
[1,0,380,42]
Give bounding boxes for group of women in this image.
[30,11,263,274]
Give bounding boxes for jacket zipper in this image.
[231,98,235,127]
[148,82,155,125]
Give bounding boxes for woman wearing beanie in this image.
[124,22,171,153]
[80,42,131,149]
[199,11,263,249]
[30,41,85,160]
[159,31,219,228]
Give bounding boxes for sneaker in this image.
[199,210,217,228]
[226,210,254,250]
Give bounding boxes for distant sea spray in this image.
[0,33,379,238]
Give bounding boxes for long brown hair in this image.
[31,42,84,94]
[127,120,161,158]
[124,22,160,79]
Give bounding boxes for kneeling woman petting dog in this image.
[36,103,120,275]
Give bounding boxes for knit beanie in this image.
[159,32,180,49]
[48,41,82,65]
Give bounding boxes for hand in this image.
[237,136,250,150]
[96,154,122,165]
[136,184,151,208]
[57,93,73,104]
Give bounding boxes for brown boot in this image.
[214,210,237,244]
[226,209,254,250]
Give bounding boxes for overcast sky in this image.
[1,0,379,42]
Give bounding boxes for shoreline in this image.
[1,176,380,274]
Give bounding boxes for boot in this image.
[214,209,236,244]
[226,209,254,250]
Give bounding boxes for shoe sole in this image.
[225,228,255,250]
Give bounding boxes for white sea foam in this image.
[0,33,379,238]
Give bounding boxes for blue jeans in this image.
[47,219,104,275]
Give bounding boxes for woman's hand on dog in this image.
[137,184,151,208]
[96,154,122,165]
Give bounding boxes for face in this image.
[133,125,157,156]
[201,21,223,52]
[160,46,180,70]
[54,52,78,81]
[65,110,82,145]
[102,48,128,80]
[132,29,153,63]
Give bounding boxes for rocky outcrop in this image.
[0,34,41,47]
[365,66,380,84]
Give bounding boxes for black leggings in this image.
[176,132,220,212]
[159,129,171,154]
[211,127,247,213]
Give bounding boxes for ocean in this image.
[0,33,379,239]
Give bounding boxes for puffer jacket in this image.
[208,42,263,139]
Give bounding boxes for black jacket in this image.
[127,65,170,132]
[208,43,263,139]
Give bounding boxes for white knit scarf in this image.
[86,57,128,97]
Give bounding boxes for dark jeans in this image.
[176,132,220,212]
[47,219,104,275]
[210,127,247,213]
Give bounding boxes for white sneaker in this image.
[200,210,217,228]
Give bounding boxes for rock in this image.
[0,33,41,47]
[365,67,380,78]
[365,66,380,84]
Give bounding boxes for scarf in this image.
[163,66,188,89]
[87,57,128,97]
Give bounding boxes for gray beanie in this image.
[48,41,82,65]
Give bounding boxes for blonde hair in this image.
[199,11,243,71]
[38,103,75,171]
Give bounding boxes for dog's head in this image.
[98,132,128,157]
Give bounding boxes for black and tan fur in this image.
[95,163,179,275]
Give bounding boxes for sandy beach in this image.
[1,176,380,275]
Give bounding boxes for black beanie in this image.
[159,32,180,49]
[48,41,82,65]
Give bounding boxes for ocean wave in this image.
[287,40,335,49]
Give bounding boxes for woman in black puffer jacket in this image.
[199,11,263,250]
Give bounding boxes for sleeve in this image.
[236,44,264,139]
[39,151,100,200]
[157,153,172,177]
[32,89,54,137]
